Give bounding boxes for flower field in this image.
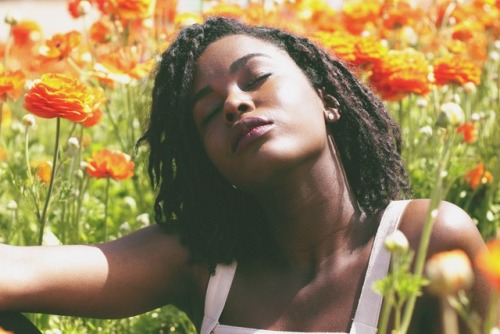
[0,0,499,332]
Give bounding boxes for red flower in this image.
[86,148,135,180]
[456,122,478,143]
[464,163,493,190]
[24,73,91,122]
[476,238,500,292]
[433,55,481,86]
[11,20,42,46]
[369,48,430,101]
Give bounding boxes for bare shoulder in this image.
[96,224,211,317]
[398,198,486,257]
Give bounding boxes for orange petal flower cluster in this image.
[464,163,494,190]
[109,0,154,21]
[456,122,478,143]
[342,1,381,34]
[476,238,500,292]
[369,48,430,101]
[433,55,482,86]
[24,73,91,122]
[0,70,26,102]
[314,31,387,69]
[86,148,135,180]
[39,31,82,61]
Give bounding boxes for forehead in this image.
[194,35,292,77]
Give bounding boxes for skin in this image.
[0,35,493,333]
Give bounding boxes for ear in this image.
[317,89,341,123]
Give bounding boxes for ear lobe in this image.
[317,89,341,123]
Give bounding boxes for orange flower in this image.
[433,55,482,86]
[39,31,82,61]
[314,31,358,64]
[203,2,246,20]
[86,148,135,180]
[381,1,422,30]
[452,20,484,41]
[342,1,381,34]
[0,70,25,102]
[11,20,42,46]
[0,147,8,161]
[96,45,155,81]
[369,48,430,101]
[464,163,494,190]
[476,238,500,292]
[114,0,153,20]
[174,13,203,28]
[24,73,91,122]
[34,161,52,185]
[456,122,478,143]
[82,108,103,127]
[89,19,115,44]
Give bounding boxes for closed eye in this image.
[246,73,272,90]
[202,104,223,126]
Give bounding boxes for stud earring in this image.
[327,113,335,121]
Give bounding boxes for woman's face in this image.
[191,34,330,191]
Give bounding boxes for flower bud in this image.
[419,125,433,137]
[425,249,473,296]
[416,97,428,109]
[67,137,80,155]
[78,1,92,15]
[462,82,476,95]
[7,200,18,210]
[436,102,464,128]
[384,230,409,253]
[22,114,36,127]
[4,12,19,25]
[136,213,150,227]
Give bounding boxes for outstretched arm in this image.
[0,225,206,319]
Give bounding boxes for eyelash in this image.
[201,73,272,126]
[246,73,272,89]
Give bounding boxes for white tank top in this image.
[201,200,411,334]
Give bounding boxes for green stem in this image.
[24,125,33,182]
[38,117,61,245]
[103,177,111,241]
[0,102,3,141]
[399,130,458,333]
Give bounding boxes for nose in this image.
[223,90,254,123]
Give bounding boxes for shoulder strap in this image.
[201,262,238,334]
[350,200,411,334]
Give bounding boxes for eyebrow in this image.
[191,53,271,105]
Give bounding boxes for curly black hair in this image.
[137,16,410,269]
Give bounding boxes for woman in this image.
[0,17,491,334]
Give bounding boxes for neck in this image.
[252,139,371,271]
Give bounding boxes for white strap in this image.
[349,200,411,334]
[201,262,238,334]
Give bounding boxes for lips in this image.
[231,117,275,153]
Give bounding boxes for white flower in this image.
[384,230,409,253]
[136,213,150,227]
[436,102,464,127]
[22,114,36,127]
[7,200,18,210]
[67,137,80,155]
